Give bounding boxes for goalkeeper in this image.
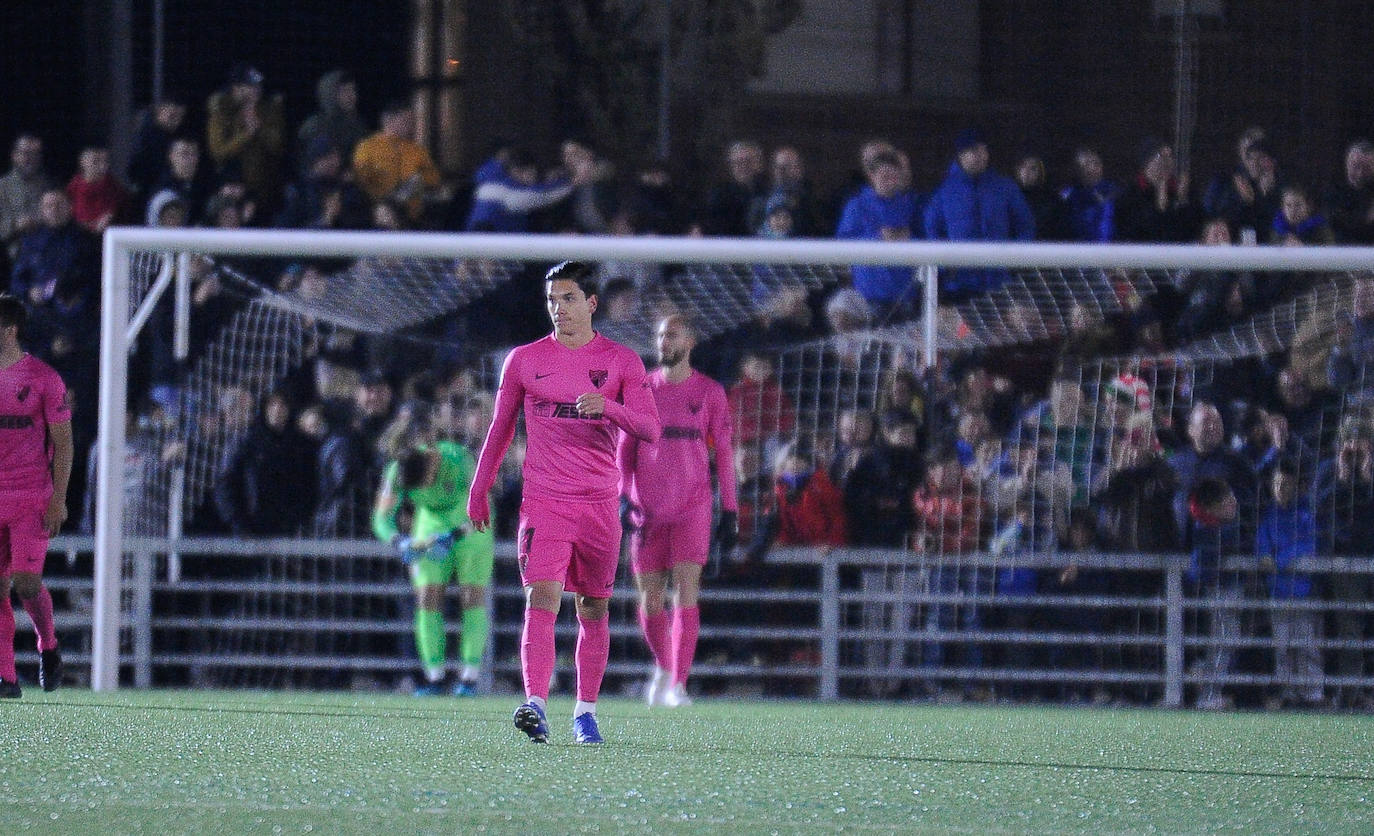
[373,440,493,696]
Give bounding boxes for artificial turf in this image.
[0,689,1369,833]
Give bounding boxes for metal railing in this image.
[47,536,1374,707]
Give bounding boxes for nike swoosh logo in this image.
[535,372,553,380]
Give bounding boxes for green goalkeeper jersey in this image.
[372,440,477,542]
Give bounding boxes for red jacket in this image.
[912,482,984,555]
[728,377,796,444]
[775,468,848,546]
[67,174,128,231]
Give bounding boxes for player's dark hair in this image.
[545,260,598,299]
[0,293,26,335]
[397,447,431,491]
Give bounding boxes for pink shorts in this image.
[630,501,713,575]
[0,491,50,576]
[517,496,621,597]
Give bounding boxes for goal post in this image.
[93,227,1374,691]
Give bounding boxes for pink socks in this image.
[638,607,670,670]
[520,607,557,701]
[575,612,610,702]
[671,606,700,686]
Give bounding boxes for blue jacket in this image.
[464,157,572,233]
[924,162,1035,296]
[834,185,922,305]
[1257,503,1316,599]
[1188,517,1243,587]
[1060,180,1119,242]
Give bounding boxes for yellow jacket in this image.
[352,132,441,220]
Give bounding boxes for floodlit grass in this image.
[0,689,1370,833]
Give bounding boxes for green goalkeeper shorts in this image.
[409,528,494,588]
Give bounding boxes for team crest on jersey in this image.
[588,369,608,388]
[16,385,30,403]
[688,401,702,415]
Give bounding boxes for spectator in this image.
[0,134,54,260]
[914,449,988,687]
[206,63,287,218]
[748,146,827,237]
[1313,417,1374,709]
[147,137,215,225]
[463,145,573,233]
[296,69,369,168]
[555,138,617,234]
[274,139,371,230]
[1203,128,1282,242]
[353,99,444,225]
[1094,412,1179,552]
[1115,137,1200,243]
[727,350,796,465]
[10,189,99,306]
[212,390,319,536]
[1269,184,1334,246]
[1324,139,1374,244]
[1169,401,1256,547]
[66,145,129,234]
[1256,461,1325,709]
[1328,277,1374,392]
[746,441,848,559]
[1186,476,1244,710]
[841,409,920,548]
[1059,147,1119,242]
[924,128,1035,300]
[835,150,922,317]
[699,140,765,236]
[1014,151,1067,240]
[126,96,187,206]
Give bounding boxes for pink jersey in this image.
[0,354,69,494]
[472,333,660,505]
[619,369,737,519]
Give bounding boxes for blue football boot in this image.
[572,712,603,744]
[513,701,550,743]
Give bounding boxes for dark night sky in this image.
[0,1,412,180]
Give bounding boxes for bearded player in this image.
[618,314,736,707]
[467,261,660,744]
[0,294,72,697]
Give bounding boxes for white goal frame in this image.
[94,227,1374,690]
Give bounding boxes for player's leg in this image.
[666,561,704,707]
[452,529,494,695]
[0,567,17,697]
[633,567,671,706]
[564,497,621,743]
[410,577,448,696]
[663,502,712,707]
[513,501,574,742]
[571,592,609,743]
[5,496,59,691]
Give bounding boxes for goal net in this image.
[94,230,1374,696]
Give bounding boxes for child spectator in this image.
[66,145,128,233]
[1256,461,1325,709]
[1187,476,1244,710]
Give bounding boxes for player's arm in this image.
[708,383,738,513]
[467,351,524,531]
[44,419,73,535]
[371,462,403,544]
[599,353,661,443]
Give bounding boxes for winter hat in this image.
[954,128,987,153]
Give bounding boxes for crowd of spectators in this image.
[7,62,1374,708]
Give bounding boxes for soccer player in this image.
[372,439,492,696]
[0,294,72,697]
[467,261,661,744]
[618,314,737,707]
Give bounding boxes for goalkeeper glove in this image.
[714,510,739,557]
[619,496,642,533]
[390,534,422,564]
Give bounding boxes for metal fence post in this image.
[820,551,839,700]
[1164,559,1184,708]
[133,547,153,688]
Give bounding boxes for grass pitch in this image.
[0,690,1370,833]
